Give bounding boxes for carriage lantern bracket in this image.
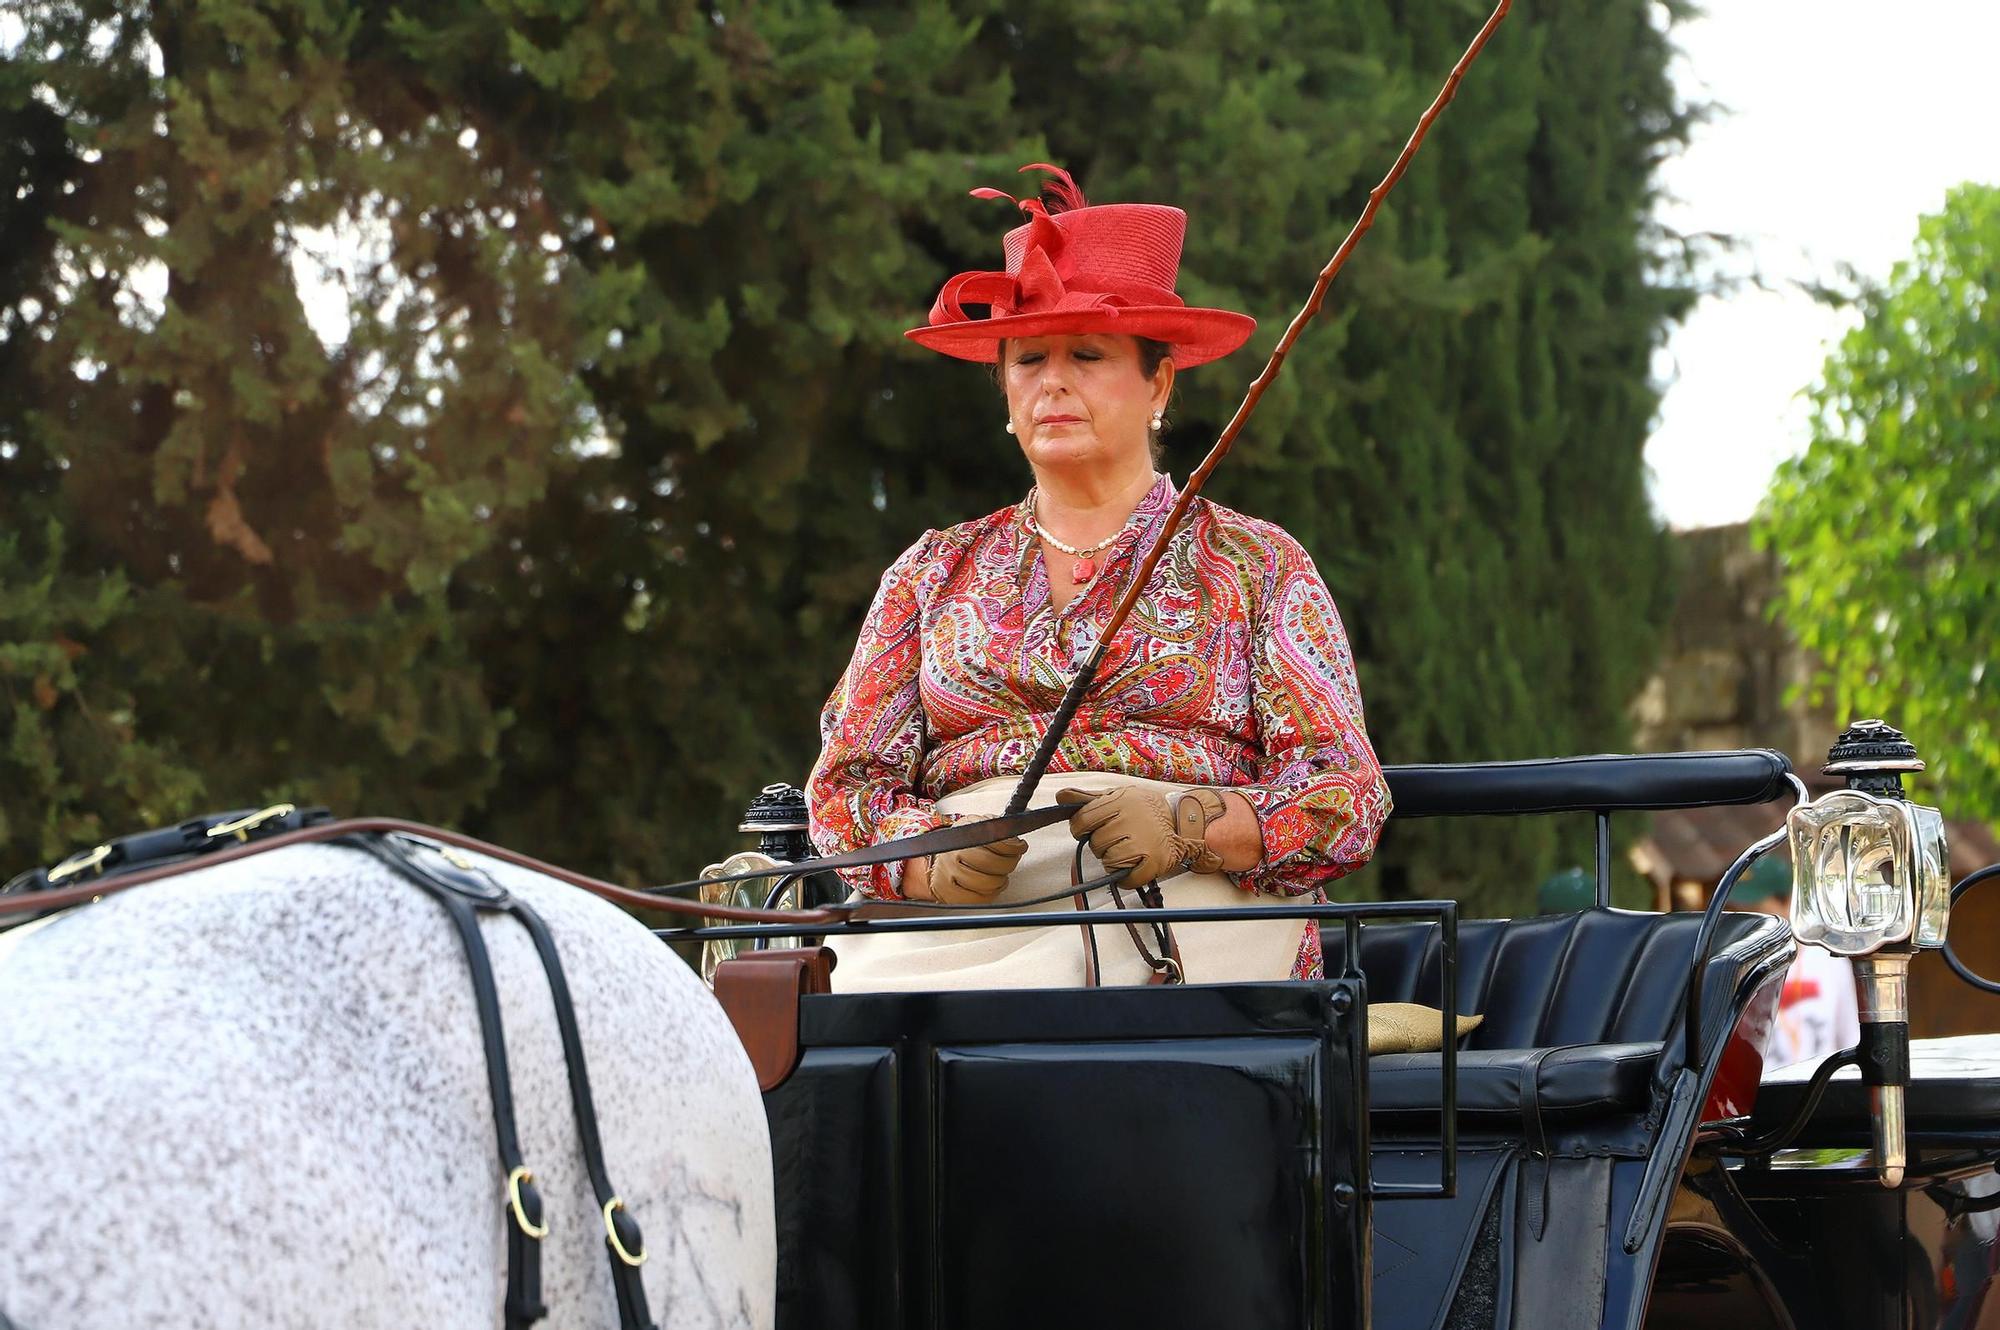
[1786,719,1951,1188]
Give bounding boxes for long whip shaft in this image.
[1003,0,1514,816]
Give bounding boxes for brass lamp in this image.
[698,783,817,985]
[1785,720,1951,1187]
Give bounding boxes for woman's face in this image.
[1001,334,1172,475]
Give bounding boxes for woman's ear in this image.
[1152,358,1176,415]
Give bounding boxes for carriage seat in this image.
[1329,908,1792,1127]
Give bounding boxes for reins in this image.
[0,808,1128,926]
[1001,0,1514,817]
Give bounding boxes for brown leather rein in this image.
[0,809,1134,928]
[0,817,843,926]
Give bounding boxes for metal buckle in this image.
[507,1166,549,1240]
[602,1197,646,1267]
[206,804,297,844]
[47,843,112,885]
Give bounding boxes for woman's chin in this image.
[1022,432,1134,471]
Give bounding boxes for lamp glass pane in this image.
[1786,790,1915,955]
[1911,802,1951,948]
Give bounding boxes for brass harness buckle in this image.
[205,804,298,844]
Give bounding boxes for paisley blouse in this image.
[806,474,1391,978]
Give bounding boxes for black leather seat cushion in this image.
[1333,909,1792,1125]
[1371,1042,1663,1123]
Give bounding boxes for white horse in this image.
[0,839,775,1329]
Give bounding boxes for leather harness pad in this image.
[714,948,838,1091]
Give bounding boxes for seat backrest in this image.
[1323,908,1789,1053]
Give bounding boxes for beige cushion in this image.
[1369,1003,1483,1054]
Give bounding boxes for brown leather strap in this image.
[1122,882,1185,985]
[1071,836,1184,987]
[0,817,846,925]
[1072,840,1102,987]
[711,947,837,1092]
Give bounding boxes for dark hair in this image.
[991,336,1176,464]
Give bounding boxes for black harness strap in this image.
[506,895,656,1329]
[2,804,332,898]
[356,834,657,1330]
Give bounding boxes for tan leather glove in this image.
[920,831,1029,905]
[1059,786,1228,886]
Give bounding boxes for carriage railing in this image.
[662,897,1464,1200]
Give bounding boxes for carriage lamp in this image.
[1785,719,1950,1187]
[698,784,816,984]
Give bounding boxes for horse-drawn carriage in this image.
[675,721,2000,1330]
[5,721,1998,1329]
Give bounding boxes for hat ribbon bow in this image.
[929,212,1182,326]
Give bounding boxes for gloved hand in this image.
[1058,786,1228,886]
[920,831,1030,905]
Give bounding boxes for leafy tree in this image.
[1759,183,2000,826]
[3,0,1692,912]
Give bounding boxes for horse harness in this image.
[2,795,1188,1322]
[2,807,658,1330]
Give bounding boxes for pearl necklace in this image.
[1021,486,1144,585]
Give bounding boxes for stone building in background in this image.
[1629,523,1838,767]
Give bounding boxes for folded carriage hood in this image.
[1753,1033,2000,1149]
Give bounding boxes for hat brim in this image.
[905,306,1256,369]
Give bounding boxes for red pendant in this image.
[1072,557,1096,584]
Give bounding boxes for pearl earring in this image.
[1004,421,1016,435]
[1150,412,1164,431]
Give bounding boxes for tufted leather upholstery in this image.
[1330,909,1792,1124]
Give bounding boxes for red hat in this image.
[906,164,1256,369]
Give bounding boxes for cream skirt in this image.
[828,772,1309,993]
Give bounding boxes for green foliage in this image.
[1758,184,2000,828]
[2,0,1689,912]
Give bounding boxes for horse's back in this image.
[0,841,773,1329]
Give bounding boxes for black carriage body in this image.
[1648,1035,2000,1330]
[749,906,1794,1330]
[767,980,1373,1330]
[689,749,2000,1328]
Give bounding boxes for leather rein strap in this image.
[0,807,1087,926]
[1071,840,1183,987]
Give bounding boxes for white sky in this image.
[1647,0,2000,530]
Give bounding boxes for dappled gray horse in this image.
[0,842,774,1329]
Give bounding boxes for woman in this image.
[806,165,1390,990]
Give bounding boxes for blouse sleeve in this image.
[805,532,951,898]
[1232,533,1392,897]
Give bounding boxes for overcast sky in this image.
[1646,0,2000,530]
